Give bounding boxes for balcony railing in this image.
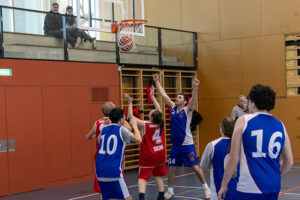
[0,5,197,69]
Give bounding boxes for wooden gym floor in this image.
[0,164,299,200]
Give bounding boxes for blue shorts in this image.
[232,190,279,200]
[98,178,130,200]
[168,145,198,167]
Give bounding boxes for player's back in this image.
[139,122,166,166]
[238,112,286,194]
[96,124,126,179]
[210,138,238,200]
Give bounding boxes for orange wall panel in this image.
[6,87,45,194]
[69,87,93,178]
[44,87,72,182]
[241,35,286,96]
[0,87,9,196]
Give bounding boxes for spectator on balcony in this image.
[66,6,96,44]
[43,3,78,48]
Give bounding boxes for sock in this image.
[139,193,145,199]
[168,187,174,194]
[202,183,209,190]
[159,192,164,198]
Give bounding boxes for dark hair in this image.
[221,117,235,138]
[151,110,164,136]
[248,84,276,111]
[220,117,235,153]
[190,110,203,132]
[177,93,188,102]
[109,108,124,123]
[66,6,73,11]
[52,3,59,6]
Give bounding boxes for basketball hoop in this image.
[111,19,147,52]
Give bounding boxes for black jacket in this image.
[66,14,76,27]
[44,11,63,33]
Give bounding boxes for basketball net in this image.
[112,19,147,51]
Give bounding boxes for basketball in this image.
[119,35,135,51]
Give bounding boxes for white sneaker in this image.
[204,188,210,199]
[164,191,174,199]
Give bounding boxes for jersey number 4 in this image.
[251,129,283,159]
[99,134,118,155]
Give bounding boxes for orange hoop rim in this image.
[111,19,147,33]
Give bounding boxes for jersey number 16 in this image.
[251,129,283,159]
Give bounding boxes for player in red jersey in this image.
[125,86,166,200]
[86,101,115,198]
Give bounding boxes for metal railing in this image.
[0,5,197,69]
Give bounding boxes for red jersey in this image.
[139,122,166,166]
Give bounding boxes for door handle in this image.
[0,139,7,152]
[8,139,15,152]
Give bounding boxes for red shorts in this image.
[138,164,167,180]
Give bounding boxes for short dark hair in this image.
[177,93,188,102]
[66,6,73,11]
[248,84,276,111]
[221,117,235,138]
[52,3,59,7]
[109,108,124,123]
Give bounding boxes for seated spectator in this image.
[43,3,78,48]
[66,6,96,45]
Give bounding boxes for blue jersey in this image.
[212,138,238,200]
[95,124,126,179]
[170,107,193,146]
[238,112,286,194]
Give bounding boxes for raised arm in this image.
[187,79,200,114]
[124,93,144,129]
[150,85,161,111]
[218,117,244,200]
[129,118,142,143]
[280,131,294,175]
[153,74,175,108]
[85,122,97,140]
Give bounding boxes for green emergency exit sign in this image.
[0,69,12,76]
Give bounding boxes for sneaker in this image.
[164,191,174,200]
[89,37,96,43]
[204,188,210,199]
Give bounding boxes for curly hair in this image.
[248,84,276,111]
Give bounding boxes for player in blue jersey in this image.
[200,117,237,200]
[153,74,210,200]
[218,84,294,200]
[96,108,142,200]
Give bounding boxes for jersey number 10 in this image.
[99,134,118,155]
[251,129,283,159]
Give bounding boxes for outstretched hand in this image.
[129,118,137,127]
[193,79,200,86]
[153,74,159,82]
[124,93,133,103]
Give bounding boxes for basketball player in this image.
[124,86,166,200]
[96,108,142,200]
[153,74,210,200]
[218,84,294,200]
[86,101,115,197]
[200,117,237,200]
